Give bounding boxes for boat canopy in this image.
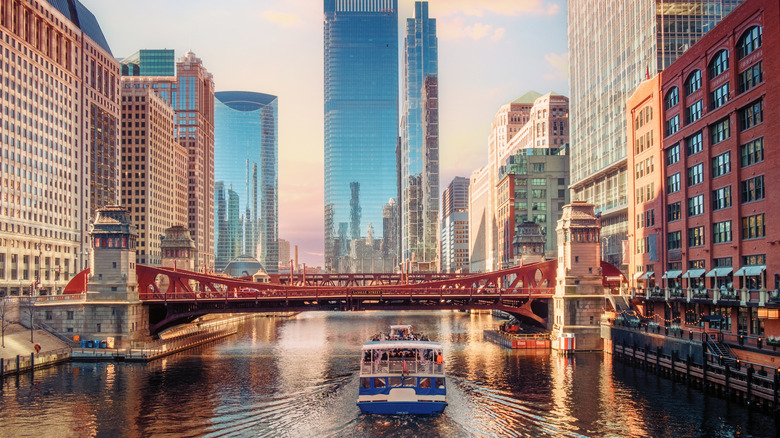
[362,341,441,351]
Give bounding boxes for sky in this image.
[81,0,569,268]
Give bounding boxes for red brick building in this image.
[629,0,780,339]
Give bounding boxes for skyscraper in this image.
[323,0,399,273]
[441,177,469,273]
[401,1,438,272]
[0,0,119,295]
[214,91,279,274]
[568,0,742,268]
[119,51,215,270]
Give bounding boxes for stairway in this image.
[706,335,738,367]
[608,294,631,313]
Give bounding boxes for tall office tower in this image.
[0,0,119,295]
[400,1,438,272]
[441,177,470,273]
[323,0,399,273]
[119,51,215,270]
[568,0,742,268]
[120,49,175,76]
[119,86,186,265]
[278,238,291,271]
[213,91,278,274]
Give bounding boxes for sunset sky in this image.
[82,0,569,267]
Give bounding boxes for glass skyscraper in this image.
[324,0,399,273]
[401,1,438,271]
[120,49,175,76]
[214,91,279,274]
[568,0,741,267]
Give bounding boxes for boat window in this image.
[419,377,431,388]
[389,377,403,387]
[435,378,445,389]
[402,376,416,387]
[360,378,371,389]
[374,378,386,388]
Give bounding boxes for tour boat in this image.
[357,324,447,415]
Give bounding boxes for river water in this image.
[0,311,776,437]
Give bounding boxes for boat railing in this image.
[361,359,444,376]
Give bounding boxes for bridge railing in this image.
[139,286,556,302]
[361,359,445,376]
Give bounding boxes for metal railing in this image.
[360,359,444,376]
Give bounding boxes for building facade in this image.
[631,0,780,339]
[400,1,438,271]
[323,0,399,273]
[0,0,119,295]
[214,91,278,274]
[440,176,469,273]
[496,146,570,268]
[568,0,742,269]
[119,51,215,271]
[119,86,186,266]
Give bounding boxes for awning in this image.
[633,272,643,280]
[640,271,654,280]
[705,267,733,277]
[734,265,766,276]
[662,270,682,279]
[681,269,706,278]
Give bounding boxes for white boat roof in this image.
[362,340,442,350]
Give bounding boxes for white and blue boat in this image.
[357,325,447,415]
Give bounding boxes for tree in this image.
[0,296,13,348]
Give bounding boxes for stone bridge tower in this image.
[552,201,605,351]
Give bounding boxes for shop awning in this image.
[662,270,682,279]
[705,267,732,277]
[640,271,654,280]
[681,269,706,278]
[734,265,766,276]
[633,271,643,280]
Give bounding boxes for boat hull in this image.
[357,401,447,415]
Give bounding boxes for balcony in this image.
[635,287,780,308]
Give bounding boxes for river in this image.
[0,311,776,437]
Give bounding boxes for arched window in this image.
[665,87,679,110]
[709,50,728,79]
[685,70,702,95]
[737,26,762,60]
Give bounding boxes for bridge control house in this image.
[29,206,149,347]
[627,0,780,343]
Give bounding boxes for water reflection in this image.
[0,311,777,437]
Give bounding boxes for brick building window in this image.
[738,62,762,93]
[667,202,681,222]
[737,26,762,60]
[686,100,703,124]
[686,132,703,156]
[688,226,705,247]
[687,163,703,187]
[739,100,763,131]
[740,138,763,167]
[711,152,730,178]
[665,87,679,109]
[713,221,732,244]
[741,214,765,239]
[665,115,679,137]
[667,173,681,194]
[710,118,729,145]
[740,175,764,203]
[687,195,704,217]
[712,186,731,210]
[668,231,682,250]
[711,83,729,109]
[708,50,729,79]
[685,70,702,95]
[666,144,680,165]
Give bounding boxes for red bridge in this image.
[124,260,624,335]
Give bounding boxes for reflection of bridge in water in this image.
[129,260,623,335]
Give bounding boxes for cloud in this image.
[430,0,560,17]
[440,18,506,42]
[261,10,303,28]
[543,51,569,80]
